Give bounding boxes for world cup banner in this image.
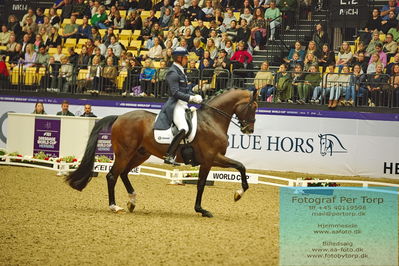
[4,0,36,22]
[95,127,114,159]
[33,117,61,157]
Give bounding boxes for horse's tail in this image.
[65,115,118,191]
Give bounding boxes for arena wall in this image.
[1,95,398,179]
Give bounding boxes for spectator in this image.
[22,17,38,35]
[351,64,368,106]
[107,35,123,57]
[43,56,60,91]
[222,9,236,30]
[287,52,303,70]
[49,8,61,27]
[21,8,36,28]
[240,8,253,25]
[178,18,194,37]
[56,56,73,92]
[187,0,203,21]
[163,48,174,66]
[23,43,37,68]
[284,41,305,63]
[33,34,44,52]
[264,0,281,42]
[383,33,397,61]
[364,8,382,34]
[139,58,156,96]
[366,31,382,56]
[137,0,153,11]
[386,53,399,75]
[102,57,118,92]
[90,0,101,17]
[367,52,382,74]
[390,64,399,107]
[236,18,250,44]
[305,40,319,58]
[146,10,159,27]
[318,44,335,72]
[56,100,75,116]
[0,55,10,87]
[165,31,179,50]
[124,0,139,12]
[68,47,79,66]
[61,0,74,22]
[208,29,221,48]
[148,37,163,60]
[369,43,387,67]
[78,16,92,40]
[381,10,398,33]
[4,34,17,56]
[154,60,169,97]
[297,65,321,104]
[278,0,296,30]
[72,0,91,18]
[274,63,293,103]
[202,0,215,22]
[230,41,253,69]
[123,58,141,93]
[53,0,65,10]
[32,102,47,114]
[291,63,304,101]
[36,8,45,25]
[7,15,22,40]
[39,16,52,36]
[336,41,353,70]
[61,15,79,39]
[10,44,23,67]
[158,0,172,16]
[103,6,118,28]
[125,10,142,31]
[366,63,388,107]
[193,57,214,94]
[91,27,102,42]
[194,20,209,40]
[250,8,267,51]
[91,5,108,29]
[213,49,230,91]
[80,104,97,117]
[255,61,274,101]
[312,23,328,52]
[380,0,399,20]
[205,38,218,60]
[90,47,105,65]
[86,55,102,95]
[311,64,337,104]
[77,45,90,68]
[303,52,318,72]
[226,20,238,42]
[0,25,11,46]
[112,11,125,30]
[35,45,50,66]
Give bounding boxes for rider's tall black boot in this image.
[164,129,186,166]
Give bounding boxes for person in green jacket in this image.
[275,63,293,103]
[90,5,107,29]
[297,65,322,104]
[278,0,297,30]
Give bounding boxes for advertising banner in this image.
[33,117,61,157]
[328,0,369,28]
[95,127,113,159]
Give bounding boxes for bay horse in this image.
[66,89,258,217]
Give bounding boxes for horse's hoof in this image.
[202,210,213,218]
[110,204,125,213]
[234,189,244,202]
[127,201,135,213]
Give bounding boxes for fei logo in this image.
[318,134,347,156]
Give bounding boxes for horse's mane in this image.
[200,88,250,109]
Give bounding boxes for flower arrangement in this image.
[95,155,112,163]
[33,151,51,160]
[301,177,339,187]
[56,156,78,163]
[8,151,23,162]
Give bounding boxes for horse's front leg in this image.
[213,153,249,202]
[194,164,213,218]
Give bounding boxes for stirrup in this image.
[164,155,180,166]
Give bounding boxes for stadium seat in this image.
[44,8,50,16]
[192,21,199,27]
[119,39,129,48]
[140,50,148,57]
[379,34,386,42]
[155,11,161,18]
[37,67,46,84]
[117,70,127,89]
[25,67,37,85]
[130,40,142,49]
[76,19,83,25]
[62,18,71,28]
[153,61,161,68]
[99,29,107,37]
[234,12,240,20]
[74,48,82,54]
[133,30,141,36]
[119,10,127,18]
[77,69,89,80]
[48,47,57,55]
[350,45,355,54]
[64,38,77,48]
[203,22,210,28]
[76,38,89,48]
[389,57,395,63]
[0,46,6,51]
[119,29,131,36]
[62,48,69,55]
[11,67,20,85]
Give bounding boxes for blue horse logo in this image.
[318,134,347,156]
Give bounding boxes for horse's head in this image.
[235,90,258,134]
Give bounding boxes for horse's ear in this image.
[252,89,259,102]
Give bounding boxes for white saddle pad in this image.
[154,107,198,144]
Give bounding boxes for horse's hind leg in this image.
[120,150,151,213]
[107,155,132,213]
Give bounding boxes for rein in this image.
[201,102,242,128]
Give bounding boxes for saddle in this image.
[154,107,198,145]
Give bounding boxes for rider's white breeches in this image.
[173,100,189,132]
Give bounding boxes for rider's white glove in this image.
[189,94,203,104]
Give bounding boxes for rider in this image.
[154,47,203,165]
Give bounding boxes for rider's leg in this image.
[164,100,189,165]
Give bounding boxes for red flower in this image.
[56,159,60,163]
[17,154,22,157]
[44,157,49,161]
[72,158,77,162]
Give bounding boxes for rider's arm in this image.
[167,71,191,102]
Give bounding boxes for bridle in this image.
[201,94,256,132]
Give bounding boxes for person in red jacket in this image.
[230,41,253,85]
[0,55,10,88]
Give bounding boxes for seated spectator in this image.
[178,18,194,37]
[0,55,10,87]
[32,102,47,114]
[318,44,335,72]
[77,45,90,68]
[61,0,74,22]
[36,8,45,25]
[0,25,11,46]
[205,38,218,60]
[386,53,399,75]
[163,48,174,66]
[107,35,123,57]
[154,60,169,97]
[80,104,97,117]
[208,29,221,49]
[67,47,79,67]
[351,64,368,106]
[364,8,382,36]
[147,37,163,60]
[123,58,142,94]
[186,60,200,90]
[383,33,397,61]
[369,43,387,67]
[303,53,318,72]
[102,27,115,47]
[57,56,73,92]
[388,21,399,42]
[291,64,305,101]
[366,31,382,56]
[187,0,203,21]
[284,41,305,63]
[390,64,399,107]
[213,49,230,92]
[202,0,215,22]
[222,8,236,31]
[223,40,234,58]
[336,41,353,70]
[236,19,250,44]
[287,52,303,70]
[35,45,50,67]
[90,5,108,29]
[91,43,105,62]
[22,17,38,35]
[145,10,159,27]
[305,40,319,58]
[226,20,238,42]
[48,8,61,27]
[56,100,75,116]
[33,34,44,52]
[125,10,142,31]
[380,0,399,20]
[351,51,368,74]
[297,65,321,104]
[255,61,274,101]
[381,10,398,34]
[39,17,52,37]
[311,64,337,104]
[352,41,367,62]
[113,11,126,30]
[78,16,92,40]
[7,15,22,40]
[182,28,194,50]
[86,55,102,94]
[367,52,382,74]
[61,15,79,39]
[139,58,156,96]
[194,20,209,40]
[91,26,102,42]
[240,8,253,25]
[118,50,129,71]
[342,65,359,106]
[72,0,91,18]
[4,34,17,57]
[328,65,351,108]
[264,0,281,42]
[178,38,189,50]
[139,20,152,42]
[230,41,252,69]
[105,48,118,66]
[250,8,267,51]
[21,8,36,28]
[274,63,293,103]
[159,7,172,30]
[193,57,214,94]
[23,43,37,69]
[169,18,182,37]
[191,38,204,60]
[42,56,60,91]
[102,56,118,92]
[366,63,389,106]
